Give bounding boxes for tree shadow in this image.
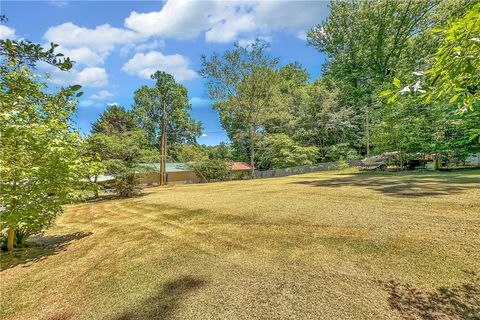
[0,231,92,271]
[114,276,207,320]
[292,173,480,198]
[383,271,480,319]
[86,192,150,203]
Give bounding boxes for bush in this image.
[337,159,350,170]
[257,134,318,169]
[112,173,142,197]
[87,131,152,197]
[326,143,359,162]
[188,160,233,183]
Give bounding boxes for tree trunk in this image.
[399,149,403,170]
[365,105,370,157]
[94,175,99,198]
[7,226,14,251]
[249,130,255,179]
[160,104,167,186]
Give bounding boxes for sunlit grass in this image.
[1,170,479,319]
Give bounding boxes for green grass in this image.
[1,170,480,319]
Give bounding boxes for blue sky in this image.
[1,0,329,145]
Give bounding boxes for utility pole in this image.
[159,102,167,186]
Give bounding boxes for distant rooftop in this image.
[140,163,190,172]
[142,162,251,172]
[89,162,251,183]
[232,162,251,170]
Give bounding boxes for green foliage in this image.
[91,104,137,135]
[78,138,107,198]
[200,40,279,175]
[0,41,84,246]
[293,79,356,159]
[307,0,473,156]
[170,143,235,163]
[206,142,235,161]
[257,134,318,170]
[87,131,154,197]
[172,144,209,163]
[188,160,233,183]
[326,143,360,162]
[132,71,202,148]
[425,3,480,112]
[0,39,73,72]
[376,3,480,162]
[372,92,479,165]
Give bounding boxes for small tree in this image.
[257,134,318,170]
[79,138,107,198]
[87,131,154,197]
[1,36,82,251]
[188,160,233,183]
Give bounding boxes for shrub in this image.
[188,160,233,183]
[257,134,318,169]
[326,143,359,162]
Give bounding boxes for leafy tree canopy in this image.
[0,29,84,250]
[91,104,138,135]
[132,71,202,148]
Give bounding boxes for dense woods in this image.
[199,0,479,170]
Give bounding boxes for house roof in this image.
[141,162,251,172]
[140,163,190,172]
[87,162,250,183]
[232,162,251,170]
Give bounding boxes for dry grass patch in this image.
[1,170,479,319]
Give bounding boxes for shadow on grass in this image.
[86,192,151,203]
[293,173,480,198]
[383,271,480,319]
[114,276,206,320]
[0,231,92,271]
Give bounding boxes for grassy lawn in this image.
[1,170,479,319]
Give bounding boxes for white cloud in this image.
[122,51,198,81]
[124,1,219,39]
[45,22,140,53]
[0,25,16,40]
[54,45,106,66]
[43,22,145,67]
[76,67,109,87]
[36,0,328,89]
[205,12,256,43]
[39,62,108,87]
[90,90,114,100]
[134,39,165,52]
[189,97,211,108]
[107,102,119,106]
[237,36,272,48]
[252,1,328,36]
[124,1,329,44]
[201,133,208,137]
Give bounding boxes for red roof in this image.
[232,162,251,170]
